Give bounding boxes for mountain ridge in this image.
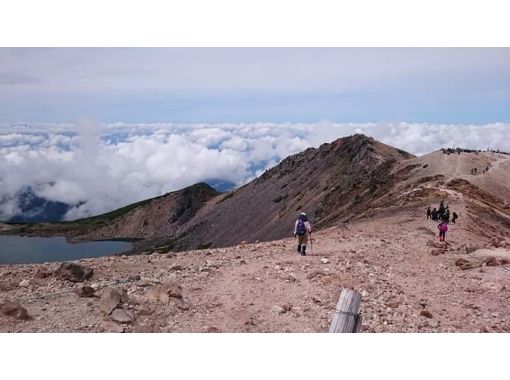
[3,133,510,253]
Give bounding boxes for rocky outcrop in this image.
[55,262,93,282]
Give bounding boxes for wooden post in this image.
[329,288,362,333]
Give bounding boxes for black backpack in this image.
[296,220,306,235]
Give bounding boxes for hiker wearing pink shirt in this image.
[438,221,448,242]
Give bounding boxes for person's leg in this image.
[301,233,308,255]
[297,235,303,253]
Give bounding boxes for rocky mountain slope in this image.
[3,134,415,251]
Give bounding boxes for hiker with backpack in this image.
[426,206,431,219]
[431,208,438,221]
[438,220,448,242]
[294,212,312,256]
[443,207,450,223]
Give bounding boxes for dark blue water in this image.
[0,235,132,265]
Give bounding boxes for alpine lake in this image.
[0,235,132,265]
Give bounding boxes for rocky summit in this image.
[1,134,510,332]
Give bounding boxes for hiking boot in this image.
[300,252,306,256]
[297,244,302,253]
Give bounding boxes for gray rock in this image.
[19,279,30,287]
[110,308,134,324]
[99,288,122,315]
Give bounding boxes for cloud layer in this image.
[0,122,508,220]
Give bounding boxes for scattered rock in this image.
[169,265,183,271]
[0,302,30,320]
[99,288,122,315]
[101,321,124,333]
[74,285,96,298]
[132,325,160,333]
[461,262,479,270]
[320,258,330,264]
[455,258,469,266]
[271,305,286,314]
[239,259,247,265]
[282,273,297,282]
[465,244,478,254]
[135,280,153,287]
[420,310,433,319]
[19,279,30,287]
[483,257,509,267]
[203,326,222,333]
[147,283,183,303]
[455,258,479,270]
[34,268,51,279]
[55,262,93,282]
[110,308,134,324]
[305,270,325,279]
[488,237,503,248]
[119,288,129,303]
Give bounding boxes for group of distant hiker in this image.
[471,164,491,175]
[426,201,458,242]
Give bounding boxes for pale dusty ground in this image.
[1,203,509,333]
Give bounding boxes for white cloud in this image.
[0,121,509,221]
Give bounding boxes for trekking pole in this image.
[310,232,313,256]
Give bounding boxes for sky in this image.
[1,48,509,123]
[1,48,509,220]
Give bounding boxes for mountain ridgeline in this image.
[3,134,413,250]
[5,133,510,252]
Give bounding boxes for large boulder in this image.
[55,262,93,282]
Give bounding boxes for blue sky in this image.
[1,48,509,124]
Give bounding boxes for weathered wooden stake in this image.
[329,288,362,333]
